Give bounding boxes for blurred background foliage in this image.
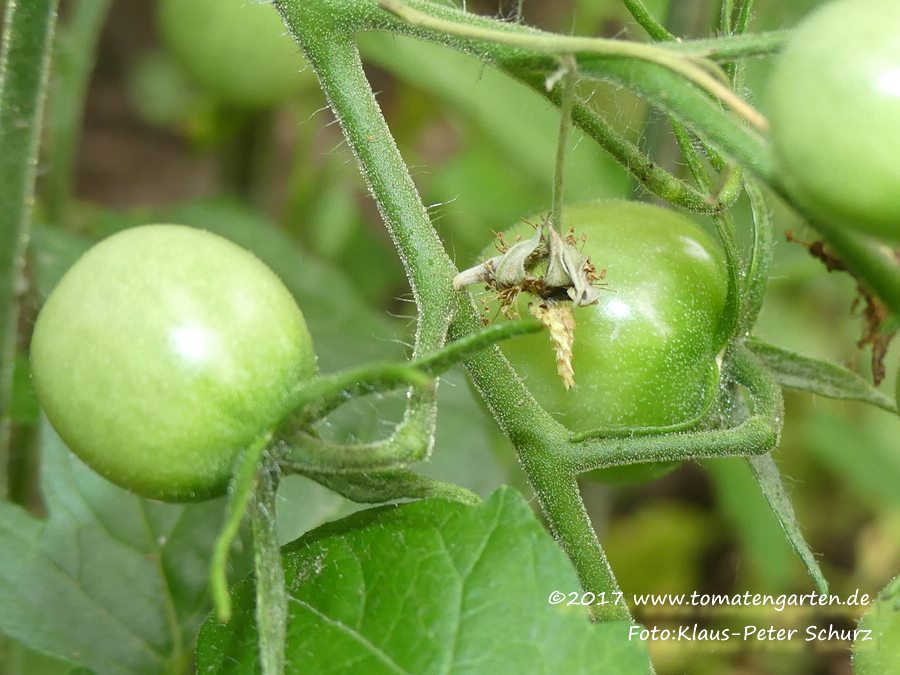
[1,0,897,674]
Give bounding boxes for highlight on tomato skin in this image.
[477,200,729,484]
[767,0,900,241]
[29,225,317,502]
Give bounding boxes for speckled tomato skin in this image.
[30,225,316,501]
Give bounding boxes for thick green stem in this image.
[275,2,455,484]
[530,463,630,622]
[674,30,787,60]
[274,0,796,629]
[448,306,628,623]
[0,0,60,499]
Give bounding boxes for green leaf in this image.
[197,488,651,674]
[747,338,896,413]
[801,408,900,510]
[0,418,252,674]
[705,457,796,588]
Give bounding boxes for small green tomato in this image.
[767,0,900,240]
[158,0,311,108]
[481,200,729,483]
[30,225,316,501]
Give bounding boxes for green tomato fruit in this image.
[30,225,316,501]
[481,200,728,483]
[852,576,900,674]
[158,0,310,108]
[767,0,900,240]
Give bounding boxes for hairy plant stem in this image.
[550,55,576,234]
[276,0,630,622]
[379,0,768,132]
[298,0,893,314]
[274,0,809,629]
[0,0,60,500]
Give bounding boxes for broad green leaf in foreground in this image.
[197,488,651,674]
[0,419,251,675]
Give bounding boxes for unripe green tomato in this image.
[30,225,316,501]
[767,0,900,240]
[158,0,311,109]
[481,200,728,483]
[852,576,900,674]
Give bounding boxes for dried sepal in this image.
[492,227,544,287]
[544,226,601,306]
[453,220,602,308]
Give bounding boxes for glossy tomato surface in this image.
[158,0,311,108]
[30,225,316,501]
[767,0,900,240]
[483,201,728,482]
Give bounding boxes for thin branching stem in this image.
[550,55,576,234]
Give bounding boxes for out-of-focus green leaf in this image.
[801,408,900,510]
[0,634,91,674]
[853,575,900,675]
[747,339,896,413]
[28,223,92,299]
[604,501,718,595]
[0,419,251,675]
[705,457,796,588]
[197,488,651,674]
